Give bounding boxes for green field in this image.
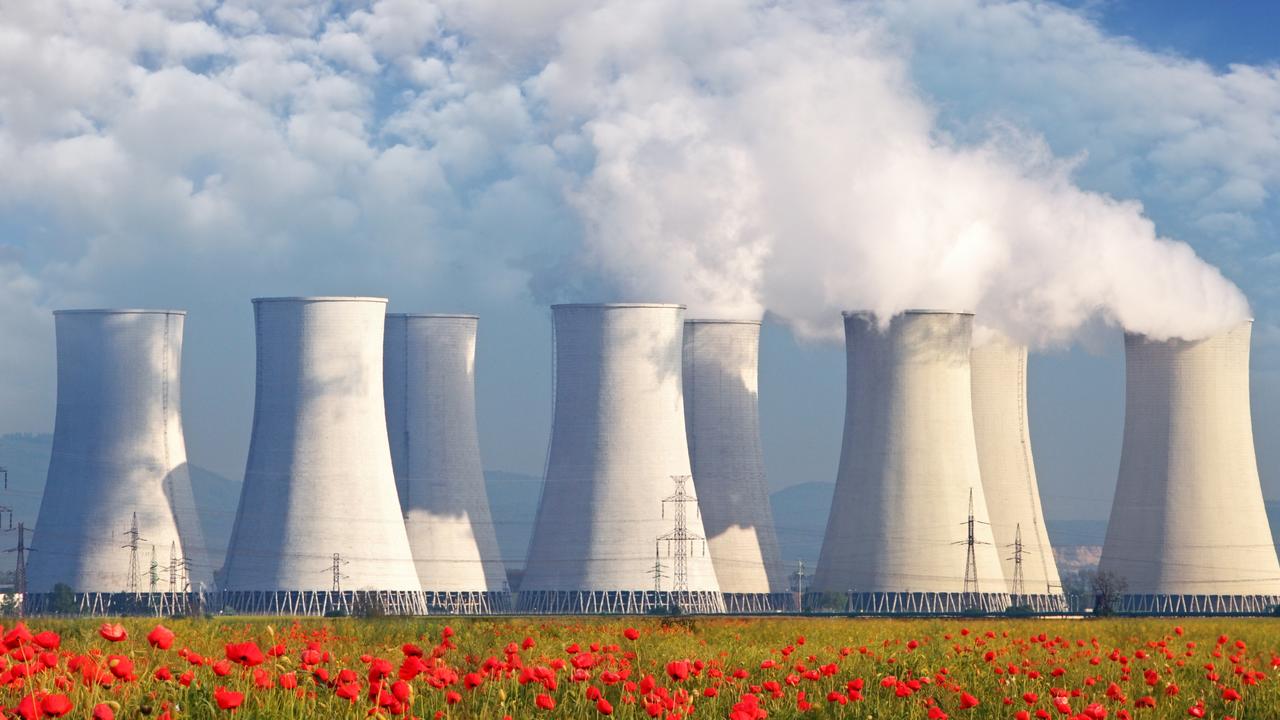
[1,616,1276,718]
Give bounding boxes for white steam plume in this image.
[528,0,1250,343]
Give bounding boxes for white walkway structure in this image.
[27,309,209,614]
[221,297,424,615]
[812,310,1009,614]
[1099,321,1280,614]
[518,304,724,614]
[970,335,1065,611]
[683,320,790,612]
[385,314,509,613]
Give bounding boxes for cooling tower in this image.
[221,297,425,615]
[27,309,211,613]
[682,320,790,612]
[518,304,724,614]
[811,310,1009,613]
[970,334,1065,611]
[1098,321,1280,613]
[384,314,509,614]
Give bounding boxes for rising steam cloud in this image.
[522,0,1250,344]
[0,0,1260,363]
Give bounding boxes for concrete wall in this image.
[683,320,786,596]
[813,310,1007,595]
[384,314,507,592]
[1099,322,1280,596]
[221,297,420,592]
[971,335,1063,597]
[520,304,722,594]
[29,310,207,593]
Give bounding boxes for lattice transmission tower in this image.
[656,475,706,592]
[330,553,349,593]
[122,512,145,595]
[954,489,990,606]
[1008,523,1026,600]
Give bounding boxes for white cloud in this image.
[0,0,1277,446]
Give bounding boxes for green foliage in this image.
[49,582,77,615]
[9,616,1280,718]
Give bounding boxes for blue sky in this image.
[1073,0,1280,68]
[0,0,1276,534]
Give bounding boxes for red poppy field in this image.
[0,617,1276,719]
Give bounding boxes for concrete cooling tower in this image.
[518,304,724,614]
[221,297,425,615]
[1098,321,1280,613]
[27,309,210,614]
[970,335,1065,612]
[811,310,1009,613]
[682,320,790,612]
[384,314,509,614]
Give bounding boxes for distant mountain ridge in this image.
[4,434,1279,577]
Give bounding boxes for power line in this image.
[656,475,706,593]
[648,547,666,593]
[1008,523,1026,599]
[149,545,159,594]
[329,553,349,593]
[954,489,991,607]
[122,512,145,596]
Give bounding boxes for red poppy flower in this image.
[99,624,127,643]
[214,686,244,711]
[41,694,74,718]
[624,628,640,641]
[536,693,556,710]
[32,631,60,650]
[92,704,114,720]
[106,655,134,679]
[148,626,176,650]
[225,641,265,667]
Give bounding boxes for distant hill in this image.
[1043,518,1108,548]
[769,482,833,572]
[0,433,243,570]
[188,464,243,565]
[8,433,1280,581]
[0,433,56,530]
[483,470,542,568]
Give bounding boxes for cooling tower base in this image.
[722,592,798,613]
[218,590,427,616]
[1009,593,1070,613]
[1114,594,1280,615]
[23,592,208,616]
[516,590,726,615]
[423,590,512,614]
[805,591,1011,615]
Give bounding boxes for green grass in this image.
[4,616,1278,718]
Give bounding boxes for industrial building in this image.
[1098,321,1280,613]
[811,310,1010,613]
[682,319,791,612]
[518,304,725,614]
[384,314,509,613]
[970,334,1065,611]
[220,297,425,615]
[27,309,208,613]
